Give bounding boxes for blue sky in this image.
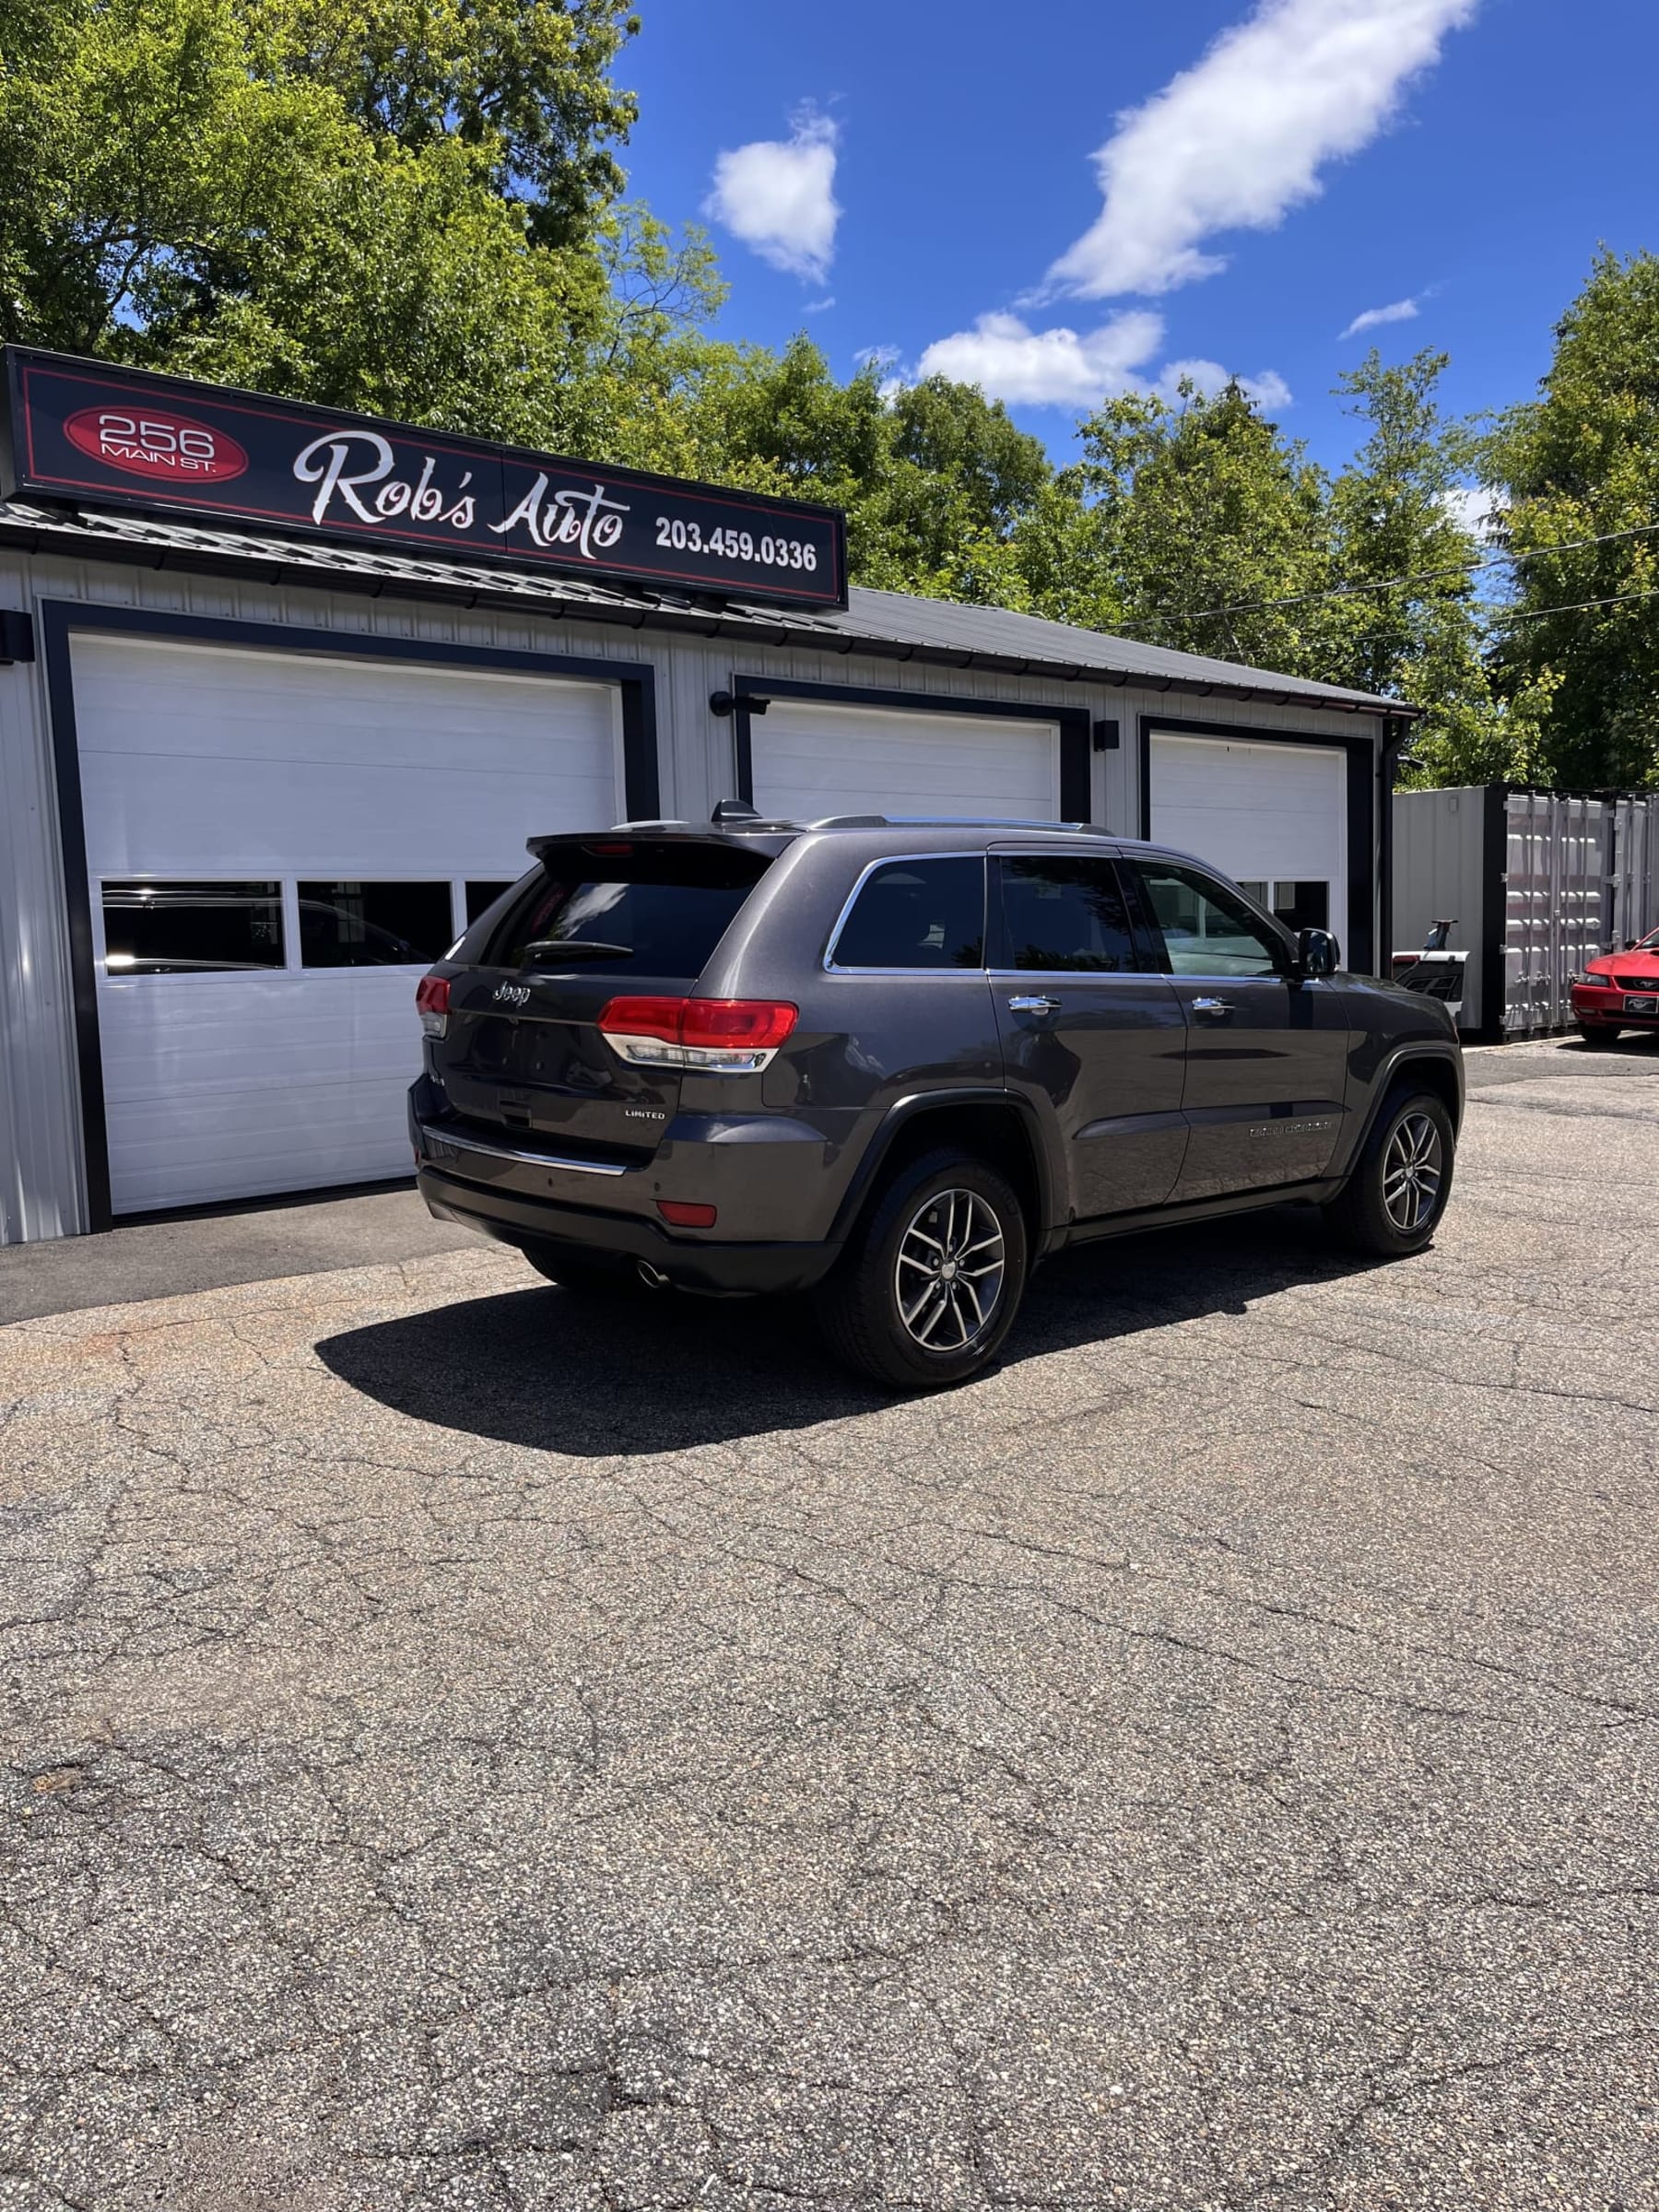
[617,0,1658,477]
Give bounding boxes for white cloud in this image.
[1042,0,1479,300]
[912,312,1290,413]
[1155,358,1295,410]
[1440,485,1506,540]
[1340,296,1420,338]
[915,310,1168,406]
[703,105,841,284]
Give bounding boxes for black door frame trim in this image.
[733,675,1094,824]
[1137,712,1379,976]
[40,598,661,1233]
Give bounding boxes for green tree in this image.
[245,0,639,246]
[1487,249,1659,789]
[0,0,637,443]
[1327,349,1525,785]
[1046,380,1340,677]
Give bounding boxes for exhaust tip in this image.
[636,1260,672,1290]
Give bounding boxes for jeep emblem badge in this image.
[492,982,531,1008]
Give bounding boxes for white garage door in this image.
[1149,731,1348,947]
[76,634,621,1214]
[751,700,1060,823]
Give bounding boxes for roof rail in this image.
[806,814,1090,831]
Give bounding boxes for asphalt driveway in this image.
[2,1037,1656,2210]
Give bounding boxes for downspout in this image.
[1377,714,1412,977]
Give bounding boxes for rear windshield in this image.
[472,842,772,977]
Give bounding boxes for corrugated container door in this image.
[1502,793,1614,1032]
[1503,792,1545,1035]
[1613,797,1659,949]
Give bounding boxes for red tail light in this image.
[597,996,797,1071]
[657,1200,718,1228]
[416,974,451,1038]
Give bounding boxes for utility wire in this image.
[1124,518,1659,631]
[1478,584,1659,627]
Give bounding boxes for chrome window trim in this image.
[985,968,1172,982]
[822,851,991,975]
[416,1124,630,1177]
[1162,968,1305,984]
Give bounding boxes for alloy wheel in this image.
[1382,1110,1443,1234]
[894,1187,1006,1351]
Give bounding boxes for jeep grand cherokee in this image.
[410,812,1463,1389]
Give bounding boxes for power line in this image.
[1480,584,1659,627]
[1124,518,1659,632]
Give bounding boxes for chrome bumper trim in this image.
[416,1122,630,1178]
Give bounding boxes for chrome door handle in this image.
[1192,995,1233,1017]
[1007,994,1062,1015]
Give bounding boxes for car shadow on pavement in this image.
[316,1205,1382,1455]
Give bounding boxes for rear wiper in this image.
[520,938,633,963]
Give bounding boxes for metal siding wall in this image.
[1391,788,1490,1030]
[0,555,87,1241]
[0,542,1387,1242]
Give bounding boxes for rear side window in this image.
[477,843,771,977]
[830,858,986,970]
[993,857,1139,972]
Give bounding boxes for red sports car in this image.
[1571,925,1659,1046]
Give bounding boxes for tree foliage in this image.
[0,2,1652,788]
[0,0,635,441]
[244,0,640,247]
[1486,249,1659,790]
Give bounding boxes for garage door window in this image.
[830,859,986,970]
[1239,878,1330,934]
[465,879,518,925]
[101,881,285,974]
[299,881,454,967]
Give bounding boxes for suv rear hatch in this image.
[428,834,782,1163]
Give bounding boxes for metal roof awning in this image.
[0,494,1417,716]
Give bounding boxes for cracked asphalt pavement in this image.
[2,1036,1656,2211]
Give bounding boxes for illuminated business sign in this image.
[1,348,848,610]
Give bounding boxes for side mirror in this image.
[1297,926,1340,978]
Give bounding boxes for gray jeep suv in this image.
[409,811,1462,1389]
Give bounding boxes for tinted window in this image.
[994,857,1137,972]
[299,881,454,968]
[465,879,517,924]
[485,842,771,976]
[101,881,284,974]
[1129,861,1286,978]
[831,858,985,970]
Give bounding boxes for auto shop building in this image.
[0,347,1414,1244]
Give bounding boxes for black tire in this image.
[814,1147,1029,1390]
[521,1244,650,1296]
[1577,1025,1623,1050]
[1324,1086,1455,1257]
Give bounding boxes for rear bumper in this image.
[408,1080,841,1294]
